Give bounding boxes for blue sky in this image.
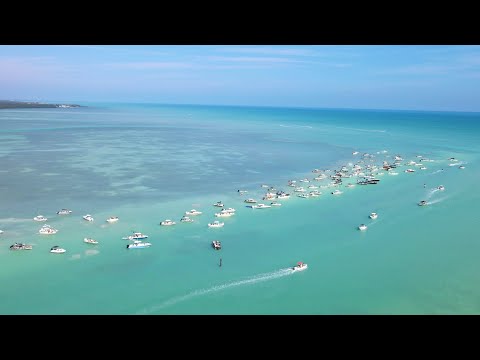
[1,45,480,111]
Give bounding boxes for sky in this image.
[1,45,480,112]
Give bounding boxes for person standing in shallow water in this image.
[219,258,222,267]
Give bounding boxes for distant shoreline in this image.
[0,100,83,109]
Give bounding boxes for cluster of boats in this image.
[3,152,460,262]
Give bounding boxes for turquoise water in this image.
[1,103,479,314]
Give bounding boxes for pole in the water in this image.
[219,258,222,267]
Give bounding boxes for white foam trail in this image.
[69,254,82,261]
[428,196,448,205]
[85,249,99,256]
[0,217,33,223]
[279,124,313,129]
[137,268,294,314]
[334,126,387,133]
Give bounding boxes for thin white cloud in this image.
[204,56,310,64]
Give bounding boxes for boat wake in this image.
[136,268,294,314]
[334,126,388,134]
[279,124,313,129]
[427,196,448,205]
[0,217,33,223]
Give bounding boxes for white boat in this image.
[346,183,355,188]
[122,232,148,240]
[438,185,445,191]
[251,203,272,209]
[352,151,359,155]
[369,212,378,220]
[213,201,224,207]
[388,171,399,175]
[10,243,33,250]
[180,216,194,223]
[208,221,225,228]
[33,215,48,222]
[185,209,202,216]
[126,240,152,249]
[50,246,66,254]
[212,240,222,250]
[405,169,415,173]
[39,225,58,235]
[220,207,236,213]
[291,261,308,272]
[270,201,282,206]
[418,200,428,206]
[358,224,368,231]
[56,209,72,215]
[331,189,343,195]
[160,219,176,226]
[83,214,94,222]
[215,211,234,217]
[448,163,457,167]
[0,230,3,235]
[106,216,119,223]
[307,185,318,189]
[294,187,306,192]
[276,193,290,199]
[244,198,257,204]
[84,237,98,244]
[459,165,465,169]
[297,193,310,198]
[309,191,320,197]
[299,178,310,183]
[420,166,427,170]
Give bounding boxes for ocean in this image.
[0,103,479,314]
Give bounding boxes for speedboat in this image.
[420,166,427,170]
[208,221,225,228]
[270,201,282,206]
[50,246,66,254]
[291,261,308,272]
[438,185,445,191]
[10,243,33,250]
[358,224,368,231]
[122,232,148,240]
[369,212,378,220]
[331,189,342,195]
[0,230,3,235]
[56,209,72,215]
[405,169,415,173]
[276,193,290,199]
[212,240,221,250]
[297,193,310,198]
[84,237,98,244]
[261,184,269,188]
[215,211,234,217]
[39,224,58,235]
[33,215,48,222]
[418,200,428,206]
[294,187,306,192]
[106,216,119,223]
[244,199,257,204]
[220,207,236,213]
[185,209,202,216]
[352,151,359,155]
[180,216,194,223]
[309,191,321,197]
[308,185,318,189]
[346,183,355,188]
[299,178,310,183]
[237,190,248,195]
[251,203,272,209]
[459,165,465,169]
[83,214,94,222]
[126,240,152,249]
[213,201,224,207]
[160,219,176,226]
